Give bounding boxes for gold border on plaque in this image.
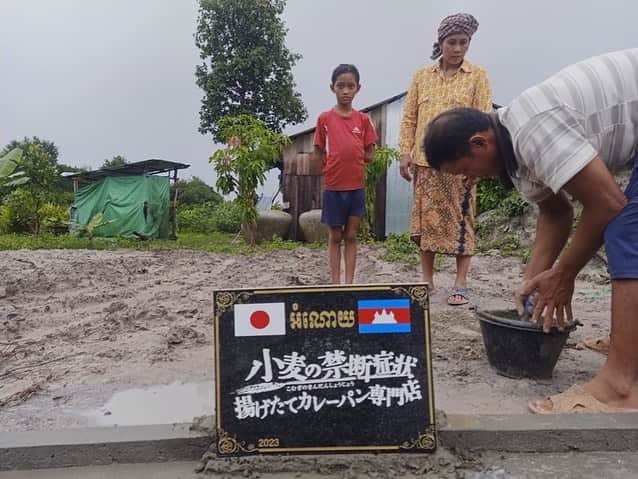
[213,283,436,454]
[217,428,257,454]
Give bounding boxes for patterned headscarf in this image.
[430,13,479,60]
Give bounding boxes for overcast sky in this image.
[1,0,636,191]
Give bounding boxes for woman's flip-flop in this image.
[447,286,469,306]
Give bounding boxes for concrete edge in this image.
[439,413,638,452]
[3,413,638,470]
[0,424,211,471]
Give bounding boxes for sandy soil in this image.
[0,245,611,434]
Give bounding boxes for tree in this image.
[172,176,223,206]
[0,144,59,234]
[209,115,289,245]
[101,155,128,169]
[0,137,74,202]
[195,0,307,142]
[2,137,59,165]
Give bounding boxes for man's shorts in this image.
[605,156,638,279]
[321,188,366,227]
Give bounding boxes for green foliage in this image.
[101,155,128,169]
[477,178,529,217]
[210,201,243,232]
[499,193,529,217]
[176,204,214,233]
[209,115,290,244]
[176,201,242,233]
[39,203,70,233]
[69,212,114,248]
[0,148,22,179]
[173,176,223,206]
[85,212,113,247]
[0,189,38,233]
[1,138,82,200]
[477,233,526,257]
[381,232,419,266]
[195,0,307,141]
[6,144,60,233]
[0,232,309,255]
[0,205,9,234]
[260,235,299,252]
[476,178,509,215]
[361,146,400,239]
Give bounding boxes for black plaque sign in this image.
[214,283,435,455]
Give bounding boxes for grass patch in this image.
[0,232,326,255]
[381,233,419,266]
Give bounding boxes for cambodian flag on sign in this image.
[357,299,411,334]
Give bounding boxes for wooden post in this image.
[373,103,388,241]
[169,168,179,240]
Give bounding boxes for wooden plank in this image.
[297,154,309,176]
[374,104,388,240]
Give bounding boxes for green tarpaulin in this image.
[71,176,170,239]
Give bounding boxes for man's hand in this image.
[399,154,412,181]
[516,267,575,333]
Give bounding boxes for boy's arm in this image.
[363,114,378,164]
[313,114,326,163]
[364,144,375,163]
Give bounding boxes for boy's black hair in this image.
[424,107,490,170]
[331,64,360,85]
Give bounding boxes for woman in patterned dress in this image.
[398,13,493,305]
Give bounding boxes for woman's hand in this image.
[399,154,413,182]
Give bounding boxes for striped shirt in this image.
[498,48,638,203]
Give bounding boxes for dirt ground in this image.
[0,245,611,433]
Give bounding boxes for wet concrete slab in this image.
[84,382,213,427]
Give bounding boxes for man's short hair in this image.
[424,107,490,169]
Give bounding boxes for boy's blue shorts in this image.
[605,155,638,279]
[321,189,366,227]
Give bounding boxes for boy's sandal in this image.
[528,384,638,414]
[581,335,610,355]
[447,286,469,306]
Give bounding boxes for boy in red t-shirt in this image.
[313,64,378,284]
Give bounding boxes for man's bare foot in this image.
[581,375,638,410]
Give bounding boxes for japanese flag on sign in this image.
[234,302,286,337]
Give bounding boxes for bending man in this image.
[424,48,638,414]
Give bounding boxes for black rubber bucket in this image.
[476,309,578,379]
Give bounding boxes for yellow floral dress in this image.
[399,59,493,255]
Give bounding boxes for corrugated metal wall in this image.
[384,96,413,235]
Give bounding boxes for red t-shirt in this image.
[313,109,378,191]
